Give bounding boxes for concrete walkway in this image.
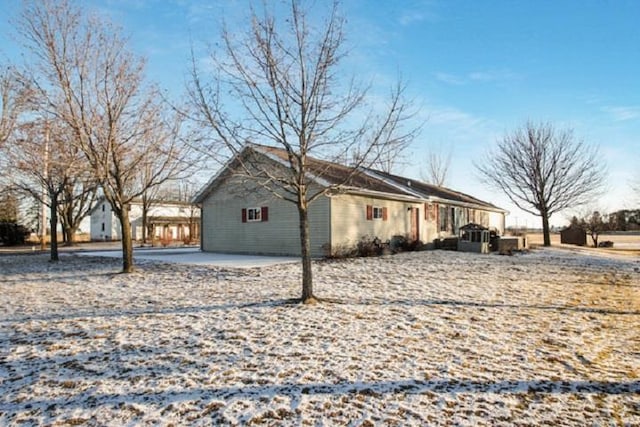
[78,247,299,268]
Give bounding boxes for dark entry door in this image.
[410,207,420,241]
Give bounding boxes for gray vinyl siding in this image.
[201,184,331,257]
[328,194,430,250]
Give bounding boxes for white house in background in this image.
[193,144,507,257]
[89,198,200,242]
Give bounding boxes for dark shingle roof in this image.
[258,145,404,195]
[365,169,502,210]
[195,143,505,212]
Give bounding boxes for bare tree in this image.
[582,211,608,248]
[175,181,201,244]
[476,121,605,246]
[7,119,85,260]
[188,1,418,303]
[58,173,98,245]
[632,170,640,202]
[138,162,164,245]
[421,142,452,186]
[16,0,193,271]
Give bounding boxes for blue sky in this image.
[2,0,639,227]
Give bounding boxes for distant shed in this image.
[560,226,587,246]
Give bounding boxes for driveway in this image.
[78,247,299,268]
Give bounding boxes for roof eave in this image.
[331,187,508,213]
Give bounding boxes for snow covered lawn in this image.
[1,249,639,425]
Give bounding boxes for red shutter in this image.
[382,207,388,221]
[241,208,247,223]
[366,205,373,220]
[424,203,428,220]
[261,206,269,222]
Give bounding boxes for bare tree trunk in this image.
[60,203,75,245]
[141,207,148,244]
[298,203,315,304]
[63,226,74,245]
[49,196,59,261]
[541,212,551,247]
[119,207,134,273]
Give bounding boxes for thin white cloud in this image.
[434,69,521,86]
[427,106,483,127]
[434,72,465,86]
[397,0,439,26]
[468,70,519,82]
[601,106,640,122]
[399,11,427,26]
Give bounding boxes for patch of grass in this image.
[59,380,78,389]
[63,418,89,426]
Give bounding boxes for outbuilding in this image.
[457,223,491,254]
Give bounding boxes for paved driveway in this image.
[79,247,298,268]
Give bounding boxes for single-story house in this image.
[89,197,200,242]
[193,144,507,257]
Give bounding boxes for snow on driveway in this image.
[1,249,639,425]
[78,247,299,268]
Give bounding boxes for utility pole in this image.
[40,123,49,250]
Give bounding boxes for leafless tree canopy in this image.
[632,170,640,202]
[1,67,34,180]
[0,187,19,222]
[421,143,452,187]
[476,121,605,246]
[5,119,91,259]
[188,0,417,200]
[0,67,23,149]
[582,210,608,248]
[188,0,418,302]
[16,0,194,271]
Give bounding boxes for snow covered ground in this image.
[1,249,639,425]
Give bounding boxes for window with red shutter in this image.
[243,207,264,222]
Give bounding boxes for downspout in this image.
[199,204,203,251]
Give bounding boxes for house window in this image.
[102,204,105,212]
[366,205,388,221]
[439,206,448,231]
[101,223,105,232]
[247,207,261,222]
[242,207,269,223]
